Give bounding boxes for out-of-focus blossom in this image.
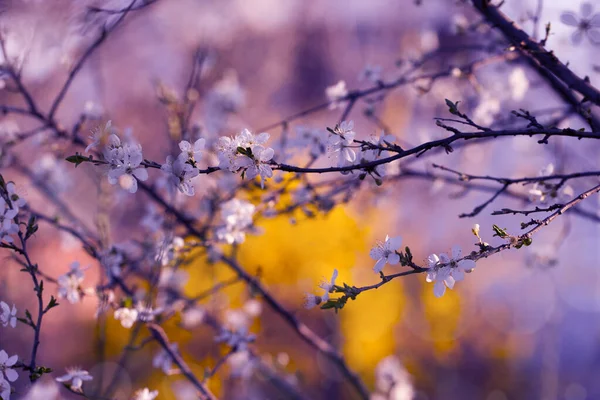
[153,343,178,374]
[55,367,92,392]
[216,198,256,244]
[473,92,500,126]
[23,380,60,400]
[509,67,529,101]
[560,3,600,45]
[57,261,86,304]
[131,388,159,400]
[114,307,139,329]
[373,355,414,400]
[326,80,348,109]
[0,302,16,329]
[0,351,18,384]
[34,153,71,193]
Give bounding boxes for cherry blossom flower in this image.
[0,378,10,400]
[327,120,356,169]
[0,302,17,328]
[560,3,600,45]
[0,351,18,384]
[55,367,93,392]
[5,183,25,210]
[177,138,205,163]
[325,80,348,109]
[132,388,159,400]
[160,155,199,196]
[0,198,18,243]
[218,130,275,187]
[509,67,529,101]
[373,355,414,400]
[152,343,178,374]
[426,254,454,298]
[426,246,476,297]
[216,198,256,244]
[106,144,148,193]
[85,120,112,153]
[319,269,338,302]
[303,293,322,310]
[114,307,139,328]
[236,145,274,188]
[215,326,256,351]
[370,235,402,273]
[57,262,86,304]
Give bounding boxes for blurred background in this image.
[0,0,599,399]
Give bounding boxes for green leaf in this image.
[492,224,509,238]
[445,99,460,115]
[65,154,90,167]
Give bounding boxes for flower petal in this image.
[387,253,400,265]
[373,258,387,273]
[560,12,579,26]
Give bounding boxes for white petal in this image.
[560,12,579,26]
[387,253,400,265]
[370,247,384,260]
[387,236,402,250]
[373,258,387,273]
[452,269,465,282]
[458,259,476,271]
[5,368,18,382]
[451,245,462,259]
[434,281,446,297]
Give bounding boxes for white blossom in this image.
[5,183,25,210]
[370,235,402,273]
[55,367,93,392]
[0,198,18,243]
[303,293,321,310]
[132,388,159,400]
[0,351,18,384]
[161,155,200,196]
[152,343,178,374]
[374,355,414,400]
[106,144,148,193]
[327,120,356,169]
[325,80,348,109]
[57,262,86,304]
[216,198,256,244]
[0,302,17,328]
[177,139,205,163]
[0,378,10,400]
[218,130,275,188]
[236,145,274,188]
[509,68,529,101]
[114,307,139,329]
[215,326,256,351]
[560,3,600,45]
[86,120,112,153]
[426,246,476,297]
[318,269,338,302]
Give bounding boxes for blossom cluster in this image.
[217,129,275,188]
[0,183,25,243]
